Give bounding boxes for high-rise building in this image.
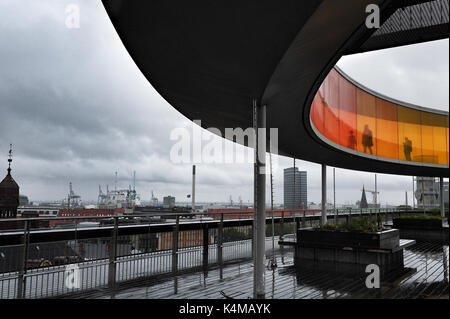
[163,196,176,208]
[283,167,307,209]
[414,177,440,209]
[443,181,449,205]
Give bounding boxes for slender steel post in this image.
[412,176,415,210]
[421,177,425,214]
[17,220,29,299]
[218,213,223,266]
[203,224,209,271]
[333,167,337,224]
[302,209,306,227]
[440,177,445,219]
[192,165,196,212]
[172,215,179,274]
[269,152,276,267]
[108,216,118,290]
[321,164,327,225]
[375,174,377,208]
[253,100,266,299]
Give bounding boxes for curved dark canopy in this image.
[102,0,449,177]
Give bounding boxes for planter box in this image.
[295,228,408,278]
[297,228,400,250]
[392,218,448,243]
[393,218,443,230]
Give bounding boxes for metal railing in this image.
[0,208,442,299]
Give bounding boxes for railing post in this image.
[108,216,118,290]
[203,224,209,270]
[17,220,29,299]
[302,209,306,228]
[172,215,179,274]
[218,213,223,266]
[280,211,285,241]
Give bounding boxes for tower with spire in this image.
[0,144,20,218]
[359,186,369,209]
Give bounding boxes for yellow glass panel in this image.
[420,112,436,164]
[356,88,376,156]
[376,98,398,160]
[398,106,422,162]
[420,112,449,165]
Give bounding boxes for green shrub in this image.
[314,216,383,233]
[395,215,443,220]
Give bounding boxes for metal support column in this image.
[321,164,327,225]
[203,225,209,270]
[333,167,337,224]
[253,99,266,299]
[108,216,118,290]
[192,165,196,212]
[17,220,29,299]
[440,177,445,219]
[218,213,223,266]
[172,216,179,274]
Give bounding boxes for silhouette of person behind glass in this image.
[362,125,373,154]
[403,137,412,161]
[347,130,357,150]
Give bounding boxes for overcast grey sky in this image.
[0,1,448,206]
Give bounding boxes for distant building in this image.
[443,181,449,205]
[415,177,440,209]
[163,196,176,208]
[19,194,29,206]
[283,167,307,209]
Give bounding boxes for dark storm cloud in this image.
[0,0,448,204]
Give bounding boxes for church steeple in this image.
[7,144,12,175]
[1,144,19,219]
[360,185,369,209]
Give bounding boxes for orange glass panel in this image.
[356,88,377,156]
[338,75,357,150]
[310,92,324,133]
[421,112,437,164]
[447,124,449,165]
[322,70,340,143]
[421,112,448,165]
[398,106,422,162]
[376,98,398,159]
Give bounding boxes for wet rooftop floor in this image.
[70,241,449,299]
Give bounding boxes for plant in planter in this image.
[300,217,399,250]
[313,216,384,233]
[295,217,406,277]
[392,215,447,242]
[393,215,444,230]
